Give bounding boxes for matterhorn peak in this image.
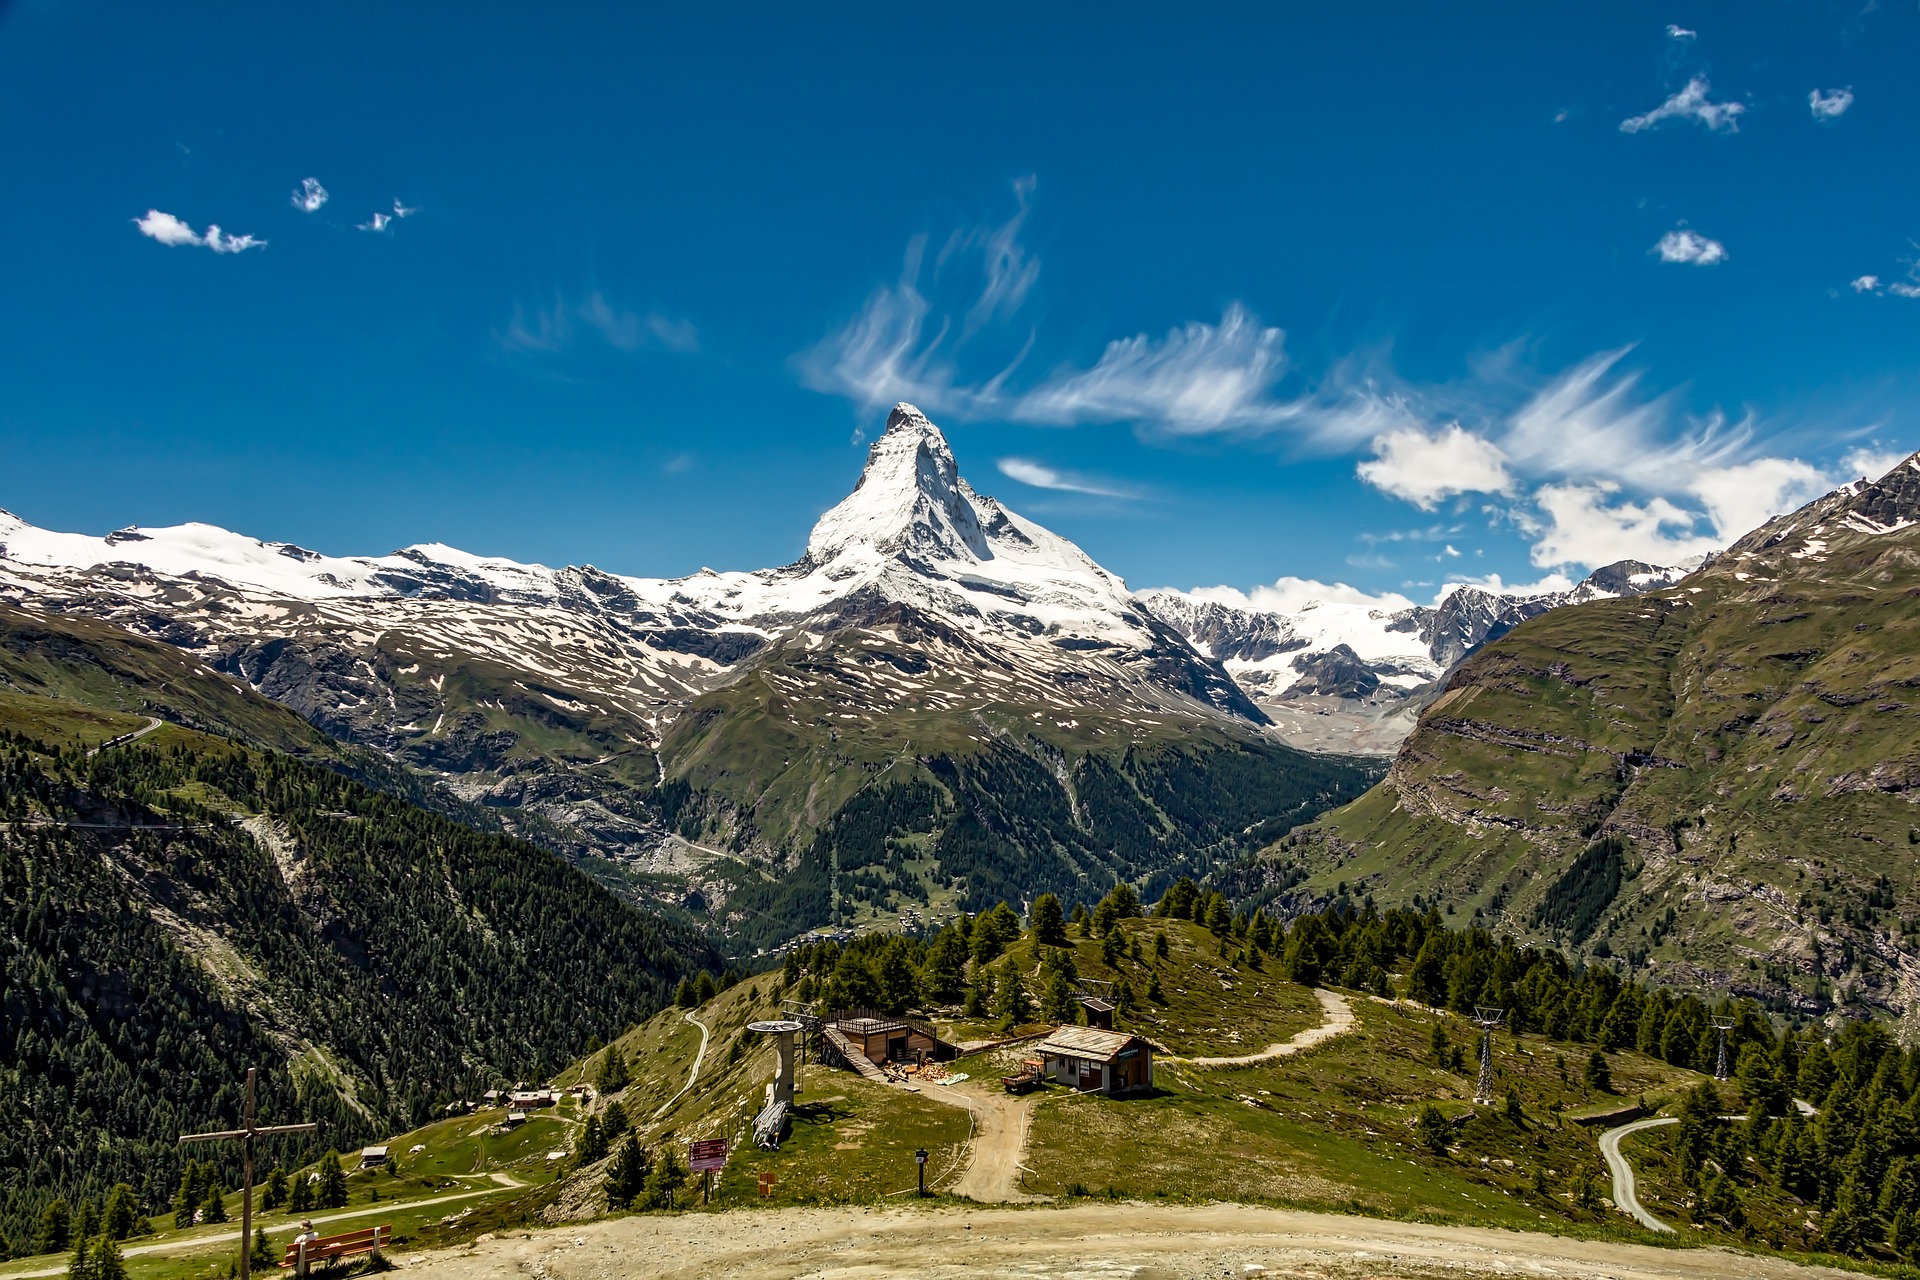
[806,403,990,562]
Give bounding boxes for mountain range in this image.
[1254,450,1920,1018]
[0,404,1686,944]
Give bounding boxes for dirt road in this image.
[392,1200,1854,1280]
[915,1083,1037,1203]
[1171,987,1355,1067]
[653,1010,710,1119]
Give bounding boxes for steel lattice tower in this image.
[1472,1007,1504,1105]
[1710,1016,1736,1081]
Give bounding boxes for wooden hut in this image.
[833,1015,941,1065]
[1035,1025,1153,1095]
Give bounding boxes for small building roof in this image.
[1036,1025,1147,1064]
[1079,997,1115,1013]
[360,1146,388,1157]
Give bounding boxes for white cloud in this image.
[1012,303,1294,434]
[1527,482,1723,569]
[291,178,329,213]
[1809,88,1853,121]
[501,291,695,355]
[133,209,266,253]
[1653,227,1728,265]
[1666,23,1697,39]
[1851,275,1882,293]
[1841,446,1910,481]
[1620,76,1745,133]
[995,458,1137,498]
[358,212,392,232]
[392,199,418,218]
[1685,457,1827,541]
[1355,423,1513,509]
[132,210,201,246]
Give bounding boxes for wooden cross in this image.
[178,1067,319,1280]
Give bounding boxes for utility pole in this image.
[1472,1007,1505,1105]
[1709,1016,1737,1082]
[179,1067,319,1280]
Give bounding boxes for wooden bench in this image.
[279,1225,390,1273]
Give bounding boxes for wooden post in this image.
[179,1066,319,1280]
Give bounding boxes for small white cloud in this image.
[1851,274,1883,293]
[392,199,418,218]
[133,209,266,253]
[995,458,1137,498]
[1553,109,1570,123]
[1809,88,1853,121]
[291,177,329,213]
[1653,227,1728,265]
[358,212,392,233]
[1356,423,1513,509]
[1620,76,1745,134]
[1665,23,1697,38]
[132,210,202,246]
[1438,571,1578,600]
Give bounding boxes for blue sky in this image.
[2,2,1916,604]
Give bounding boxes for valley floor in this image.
[392,1201,1856,1280]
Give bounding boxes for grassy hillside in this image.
[1271,461,1920,1016]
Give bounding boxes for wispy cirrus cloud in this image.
[500,290,697,356]
[291,178,329,213]
[1665,23,1697,39]
[995,457,1139,499]
[1809,87,1854,121]
[1653,227,1727,265]
[1620,76,1745,133]
[132,209,266,253]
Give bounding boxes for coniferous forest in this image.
[0,729,717,1256]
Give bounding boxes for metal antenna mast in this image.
[178,1067,319,1280]
[1709,1016,1737,1081]
[1472,1007,1505,1105]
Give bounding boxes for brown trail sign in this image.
[178,1067,319,1280]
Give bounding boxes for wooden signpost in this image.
[178,1067,319,1280]
[689,1137,728,1204]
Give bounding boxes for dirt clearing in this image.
[393,1201,1854,1280]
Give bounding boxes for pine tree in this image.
[73,1202,99,1244]
[642,1145,685,1209]
[34,1199,71,1254]
[1146,969,1165,1003]
[200,1182,227,1225]
[171,1166,198,1229]
[1153,932,1169,961]
[1040,970,1076,1024]
[1029,893,1067,945]
[1583,1050,1613,1093]
[603,1098,631,1138]
[694,971,718,1003]
[101,1186,141,1242]
[578,1113,609,1165]
[992,969,1031,1029]
[1112,977,1136,1018]
[66,1236,92,1280]
[1416,1105,1452,1156]
[262,1169,288,1212]
[604,1136,651,1209]
[286,1174,311,1215]
[674,977,697,1008]
[594,1047,629,1093]
[92,1237,127,1280]
[317,1153,348,1210]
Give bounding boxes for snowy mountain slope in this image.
[1138,559,1693,751]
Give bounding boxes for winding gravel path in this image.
[653,1009,711,1119]
[1601,1115,1679,1233]
[1169,987,1355,1066]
